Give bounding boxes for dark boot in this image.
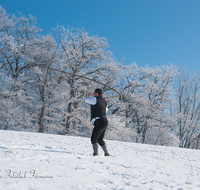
[101,144,110,156]
[92,143,98,156]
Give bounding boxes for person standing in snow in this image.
[85,88,110,156]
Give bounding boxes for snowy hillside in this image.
[0,130,200,190]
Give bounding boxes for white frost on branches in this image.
[0,5,200,149]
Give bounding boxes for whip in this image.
[24,58,121,99]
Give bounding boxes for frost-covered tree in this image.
[144,126,179,147]
[173,68,200,149]
[0,7,41,131]
[55,26,120,135]
[0,70,35,130]
[22,34,70,133]
[106,115,137,142]
[0,9,41,78]
[0,6,11,54]
[117,63,177,145]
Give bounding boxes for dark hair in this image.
[95,88,103,96]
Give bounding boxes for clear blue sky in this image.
[1,0,200,72]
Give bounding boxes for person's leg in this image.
[91,119,109,156]
[91,120,104,156]
[97,119,110,156]
[101,144,110,156]
[91,120,100,145]
[97,129,110,156]
[97,128,106,146]
[92,143,98,156]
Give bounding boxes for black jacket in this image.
[91,96,107,120]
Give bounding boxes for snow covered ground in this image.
[0,130,200,190]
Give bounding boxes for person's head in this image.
[93,88,103,97]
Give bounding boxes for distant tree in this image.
[105,115,137,142]
[173,68,200,149]
[117,64,177,144]
[144,126,179,147]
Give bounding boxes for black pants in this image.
[91,118,108,146]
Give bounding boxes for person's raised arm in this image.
[84,97,97,105]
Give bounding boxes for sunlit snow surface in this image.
[0,130,200,190]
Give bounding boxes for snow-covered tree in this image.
[55,26,120,135]
[0,7,41,131]
[22,35,64,133]
[117,63,178,145]
[0,71,35,130]
[106,114,137,142]
[0,10,41,78]
[172,68,200,149]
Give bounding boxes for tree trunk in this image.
[39,105,45,133]
[196,134,200,149]
[38,85,45,133]
[142,119,148,143]
[65,103,72,135]
[65,78,75,134]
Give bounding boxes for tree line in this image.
[0,6,200,149]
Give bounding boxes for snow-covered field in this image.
[0,130,200,190]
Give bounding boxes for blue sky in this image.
[1,0,200,72]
